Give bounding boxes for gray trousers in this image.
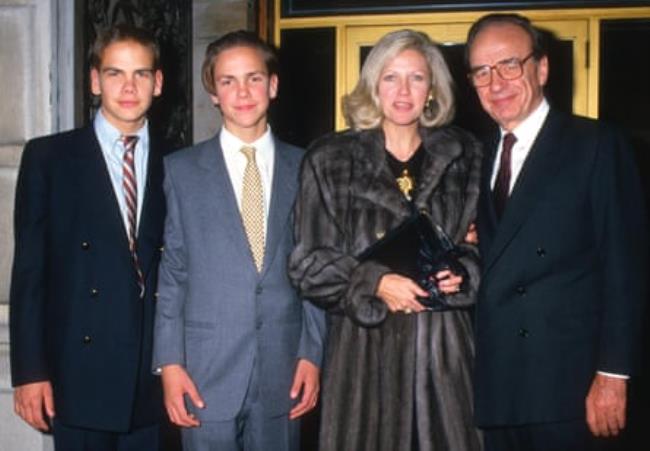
[181,361,300,451]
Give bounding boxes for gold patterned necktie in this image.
[122,135,145,297]
[240,146,265,272]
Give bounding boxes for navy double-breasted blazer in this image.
[10,125,168,432]
[475,109,648,427]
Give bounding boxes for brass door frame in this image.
[274,6,650,130]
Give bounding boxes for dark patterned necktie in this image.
[122,135,145,297]
[493,132,517,219]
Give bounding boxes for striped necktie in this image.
[122,135,145,297]
[240,146,265,272]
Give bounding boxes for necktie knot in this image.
[240,145,256,161]
[122,135,139,153]
[502,132,517,153]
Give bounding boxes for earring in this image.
[425,91,435,111]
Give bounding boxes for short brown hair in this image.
[201,30,279,96]
[89,24,160,70]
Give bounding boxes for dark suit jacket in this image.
[475,109,648,427]
[10,125,167,432]
[153,134,325,422]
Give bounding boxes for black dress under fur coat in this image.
[289,126,483,451]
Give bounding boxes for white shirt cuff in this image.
[597,370,629,380]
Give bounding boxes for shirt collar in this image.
[219,125,274,161]
[94,109,149,153]
[501,98,549,146]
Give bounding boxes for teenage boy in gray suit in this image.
[152,31,325,451]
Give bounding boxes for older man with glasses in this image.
[466,13,648,451]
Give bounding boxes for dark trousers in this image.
[483,420,618,451]
[53,420,160,451]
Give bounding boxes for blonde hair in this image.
[343,29,455,130]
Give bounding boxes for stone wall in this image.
[0,0,54,449]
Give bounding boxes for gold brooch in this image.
[396,169,414,200]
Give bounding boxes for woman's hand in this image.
[376,273,428,314]
[434,269,463,294]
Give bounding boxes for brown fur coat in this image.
[289,126,483,451]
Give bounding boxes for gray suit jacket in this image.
[153,133,325,422]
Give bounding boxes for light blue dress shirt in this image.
[94,110,149,236]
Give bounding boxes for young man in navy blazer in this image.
[468,13,648,451]
[153,31,325,451]
[10,25,167,450]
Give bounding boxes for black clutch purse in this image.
[357,212,469,310]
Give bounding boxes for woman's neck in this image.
[382,122,421,162]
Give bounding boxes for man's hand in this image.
[464,222,478,244]
[586,373,627,437]
[14,381,55,431]
[289,359,320,420]
[161,364,204,427]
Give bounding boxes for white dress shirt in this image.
[220,125,275,232]
[490,98,549,192]
[94,109,149,236]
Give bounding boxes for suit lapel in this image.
[483,133,501,226]
[483,110,568,272]
[74,126,132,259]
[198,135,258,272]
[136,130,167,281]
[261,139,299,277]
[477,132,500,257]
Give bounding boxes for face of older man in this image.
[468,22,548,131]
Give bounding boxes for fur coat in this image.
[289,126,483,451]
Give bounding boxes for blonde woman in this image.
[289,29,482,451]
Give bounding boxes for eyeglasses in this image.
[468,52,536,87]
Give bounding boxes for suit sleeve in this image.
[288,151,391,328]
[152,159,188,370]
[296,298,327,367]
[9,140,50,386]
[591,126,648,375]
